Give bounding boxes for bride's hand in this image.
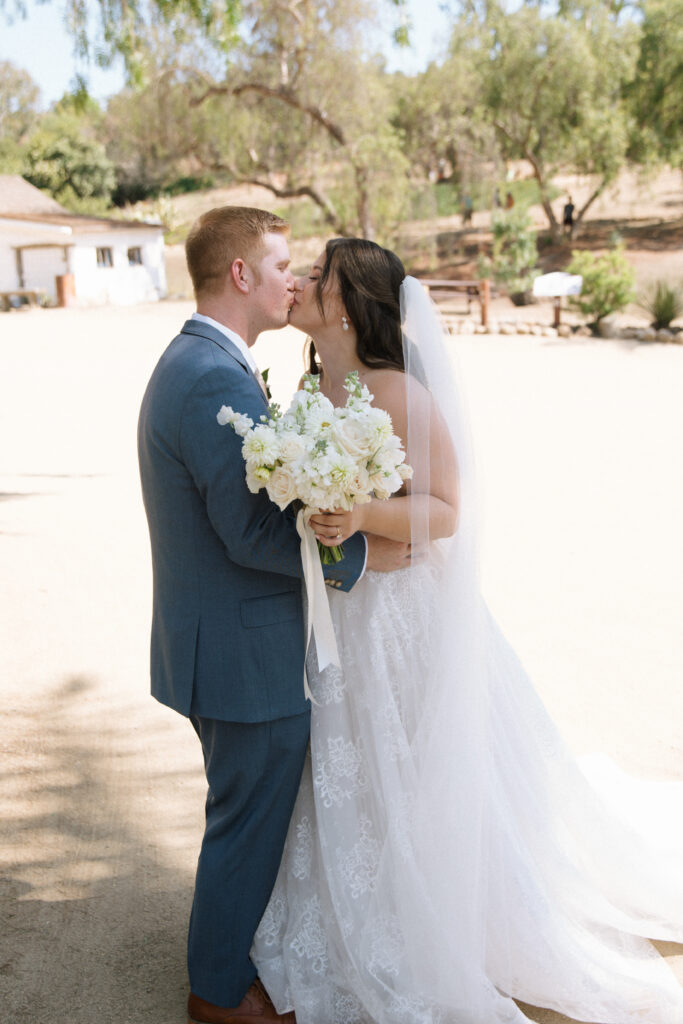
[310,507,366,546]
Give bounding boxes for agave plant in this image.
[638,280,683,330]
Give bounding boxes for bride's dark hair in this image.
[306,238,407,376]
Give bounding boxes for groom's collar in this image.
[180,315,252,374]
[190,313,257,371]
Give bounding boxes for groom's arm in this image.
[179,364,365,590]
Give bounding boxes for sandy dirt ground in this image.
[1,301,682,1023]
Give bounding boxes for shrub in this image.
[638,280,683,329]
[478,206,538,299]
[567,245,636,326]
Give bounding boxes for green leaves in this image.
[22,96,116,207]
[568,245,636,324]
[478,205,539,295]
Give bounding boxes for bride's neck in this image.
[312,333,365,392]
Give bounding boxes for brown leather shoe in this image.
[187,979,296,1024]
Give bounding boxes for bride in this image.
[251,238,683,1024]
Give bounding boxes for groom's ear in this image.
[230,258,250,294]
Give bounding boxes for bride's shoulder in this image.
[364,367,405,397]
[366,368,430,414]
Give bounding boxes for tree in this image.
[1,0,411,85]
[0,61,40,172]
[624,0,683,166]
[390,61,499,191]
[0,0,241,86]
[121,0,413,239]
[448,1,640,238]
[23,94,116,209]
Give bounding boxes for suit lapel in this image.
[180,319,251,376]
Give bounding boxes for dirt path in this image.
[1,304,682,1022]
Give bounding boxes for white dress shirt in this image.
[191,312,258,373]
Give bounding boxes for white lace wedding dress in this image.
[252,277,683,1023]
[252,564,683,1024]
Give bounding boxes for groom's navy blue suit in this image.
[138,318,365,1006]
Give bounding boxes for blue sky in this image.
[0,0,452,108]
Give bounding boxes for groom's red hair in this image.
[185,206,289,299]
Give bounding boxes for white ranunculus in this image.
[267,466,298,510]
[246,464,271,493]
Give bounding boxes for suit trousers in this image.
[188,711,310,1007]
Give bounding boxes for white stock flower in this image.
[217,406,254,436]
[350,465,371,495]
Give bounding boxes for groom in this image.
[138,207,411,1024]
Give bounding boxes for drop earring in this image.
[341,316,349,331]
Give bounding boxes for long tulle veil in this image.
[396,275,683,1022]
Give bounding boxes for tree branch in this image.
[188,79,347,148]
[206,157,349,235]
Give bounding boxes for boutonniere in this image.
[261,367,273,401]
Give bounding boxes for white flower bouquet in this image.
[217,372,413,563]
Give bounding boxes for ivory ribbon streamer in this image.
[296,507,341,702]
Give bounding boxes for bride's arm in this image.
[312,371,459,545]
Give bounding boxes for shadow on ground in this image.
[0,674,201,1024]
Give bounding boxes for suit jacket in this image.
[137,318,365,722]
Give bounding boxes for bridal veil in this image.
[395,275,683,1022]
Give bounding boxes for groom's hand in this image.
[364,534,424,573]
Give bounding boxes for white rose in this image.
[278,431,307,465]
[266,466,298,510]
[350,465,371,495]
[333,416,375,459]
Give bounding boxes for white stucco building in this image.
[0,176,167,307]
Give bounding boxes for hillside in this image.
[152,167,682,330]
